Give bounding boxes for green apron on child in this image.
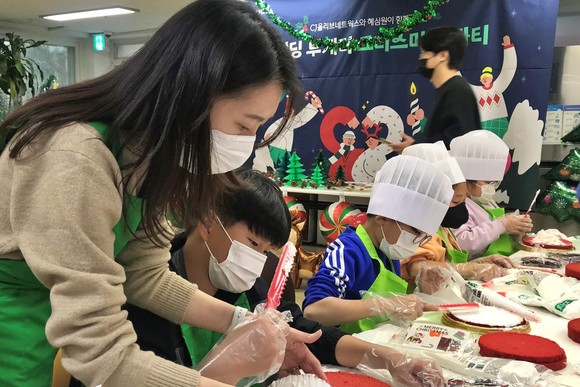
[482,207,517,256]
[0,122,143,387]
[340,226,408,334]
[181,293,251,366]
[437,228,469,264]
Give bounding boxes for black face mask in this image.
[441,201,469,229]
[418,58,434,79]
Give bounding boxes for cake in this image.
[565,263,580,280]
[443,305,529,333]
[521,229,574,251]
[479,332,567,371]
[325,372,389,387]
[568,318,580,344]
[269,374,331,387]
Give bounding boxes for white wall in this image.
[560,45,580,105]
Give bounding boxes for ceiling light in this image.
[41,7,138,22]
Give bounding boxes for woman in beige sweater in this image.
[0,1,325,386]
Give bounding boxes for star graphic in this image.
[537,45,542,51]
[521,75,527,83]
[511,9,517,18]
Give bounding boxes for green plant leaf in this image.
[14,60,25,76]
[0,56,7,75]
[26,40,47,48]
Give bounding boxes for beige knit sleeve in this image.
[8,127,199,386]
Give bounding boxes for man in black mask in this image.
[391,26,481,153]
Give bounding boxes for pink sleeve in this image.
[453,199,506,257]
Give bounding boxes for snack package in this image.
[402,322,477,355]
[487,270,580,319]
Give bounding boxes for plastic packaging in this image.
[463,281,540,322]
[424,352,559,387]
[357,346,446,387]
[486,270,580,319]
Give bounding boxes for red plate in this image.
[521,235,573,250]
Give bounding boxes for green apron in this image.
[437,228,469,264]
[181,293,251,367]
[0,122,143,387]
[340,226,408,334]
[482,207,517,256]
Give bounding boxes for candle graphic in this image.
[409,82,422,136]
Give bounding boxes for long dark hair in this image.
[0,0,301,241]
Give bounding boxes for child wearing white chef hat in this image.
[450,130,532,258]
[303,155,453,334]
[400,142,513,291]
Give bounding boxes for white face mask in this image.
[206,218,268,293]
[179,130,255,175]
[378,222,422,261]
[474,183,498,205]
[211,130,255,174]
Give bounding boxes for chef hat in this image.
[343,131,356,139]
[449,130,509,182]
[368,155,453,235]
[402,141,466,185]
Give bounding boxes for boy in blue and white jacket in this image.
[303,155,453,333]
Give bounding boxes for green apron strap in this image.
[340,226,408,334]
[437,228,469,264]
[182,293,251,366]
[482,207,517,257]
[0,260,54,387]
[0,122,144,386]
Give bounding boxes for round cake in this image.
[479,332,566,371]
[442,305,530,334]
[568,318,580,344]
[565,263,580,280]
[521,229,574,251]
[325,372,389,387]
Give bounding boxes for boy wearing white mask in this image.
[450,130,533,257]
[125,170,445,387]
[303,156,453,334]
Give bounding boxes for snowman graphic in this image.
[351,105,404,183]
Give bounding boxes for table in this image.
[354,308,580,386]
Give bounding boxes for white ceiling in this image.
[1,0,580,43]
[0,0,193,38]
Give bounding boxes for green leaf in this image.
[0,56,7,75]
[14,60,25,76]
[26,40,46,49]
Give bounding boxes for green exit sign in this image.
[93,33,106,51]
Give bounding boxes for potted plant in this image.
[0,33,46,116]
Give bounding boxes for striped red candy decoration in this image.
[319,201,361,243]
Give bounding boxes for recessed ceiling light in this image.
[41,7,138,22]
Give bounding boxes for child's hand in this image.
[500,213,533,235]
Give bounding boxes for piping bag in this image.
[265,242,297,310]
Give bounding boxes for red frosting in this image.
[479,332,566,369]
[568,318,580,344]
[566,263,580,280]
[325,372,389,387]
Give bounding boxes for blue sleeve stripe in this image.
[324,239,350,298]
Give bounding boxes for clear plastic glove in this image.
[277,327,326,380]
[499,213,533,235]
[455,262,509,282]
[196,308,289,385]
[364,292,435,321]
[472,254,515,268]
[358,346,445,387]
[415,264,466,296]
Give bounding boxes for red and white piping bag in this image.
[265,242,297,310]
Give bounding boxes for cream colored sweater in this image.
[0,123,200,386]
